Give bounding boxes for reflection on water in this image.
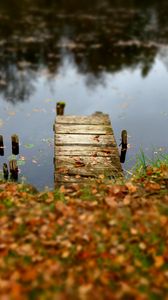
[0,0,168,189]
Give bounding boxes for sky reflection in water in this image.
[0,0,168,189]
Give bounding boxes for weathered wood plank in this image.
[55,124,113,135]
[55,174,94,184]
[54,112,123,185]
[56,115,110,125]
[56,165,122,177]
[55,156,122,169]
[55,134,115,145]
[55,145,119,157]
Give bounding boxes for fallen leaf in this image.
[105,196,117,208]
[130,228,138,235]
[123,195,131,205]
[125,182,137,193]
[24,143,35,149]
[154,256,164,268]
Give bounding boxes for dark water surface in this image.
[0,0,168,189]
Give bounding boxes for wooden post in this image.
[11,134,19,155]
[3,163,9,180]
[120,130,127,163]
[0,135,4,156]
[9,160,18,181]
[56,102,65,116]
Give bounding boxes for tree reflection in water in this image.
[0,0,168,102]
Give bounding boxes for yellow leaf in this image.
[139,242,146,250]
[62,250,70,258]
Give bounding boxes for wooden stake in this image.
[56,102,65,116]
[9,160,18,181]
[0,135,4,156]
[11,134,19,155]
[120,130,127,163]
[3,163,8,180]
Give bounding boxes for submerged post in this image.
[11,134,19,155]
[3,163,9,180]
[120,130,127,163]
[9,160,18,181]
[56,102,66,116]
[0,135,4,156]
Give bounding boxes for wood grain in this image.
[56,115,110,125]
[55,134,115,145]
[55,145,119,157]
[54,113,123,186]
[55,124,113,135]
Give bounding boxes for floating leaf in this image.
[24,143,35,149]
[17,160,26,166]
[32,160,38,164]
[19,156,26,161]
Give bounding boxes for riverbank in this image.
[0,163,168,299]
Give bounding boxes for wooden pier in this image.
[54,112,123,186]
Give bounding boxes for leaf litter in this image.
[0,164,168,299]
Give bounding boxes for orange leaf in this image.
[145,182,161,191]
[22,269,37,282]
[154,256,164,268]
[125,182,137,193]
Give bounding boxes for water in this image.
[0,0,168,189]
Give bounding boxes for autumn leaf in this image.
[0,164,168,299]
[105,196,118,207]
[125,182,137,193]
[154,256,165,268]
[145,182,161,191]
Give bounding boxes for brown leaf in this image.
[93,135,100,142]
[105,196,118,208]
[75,160,85,167]
[123,195,131,205]
[22,269,37,282]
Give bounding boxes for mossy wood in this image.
[9,160,18,181]
[3,163,9,180]
[56,102,66,116]
[54,112,123,186]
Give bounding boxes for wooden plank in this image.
[56,115,110,125]
[55,124,113,135]
[56,165,122,177]
[55,156,122,169]
[54,112,123,185]
[55,145,119,157]
[55,134,115,145]
[55,174,94,184]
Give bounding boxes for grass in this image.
[131,149,168,178]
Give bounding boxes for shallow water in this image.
[0,0,168,189]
